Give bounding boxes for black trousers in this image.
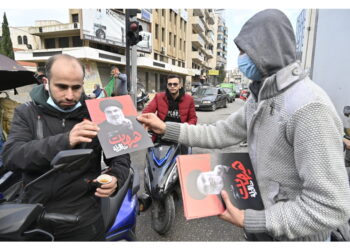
[54,219,106,241]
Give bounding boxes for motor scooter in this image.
[137,87,149,111]
[139,139,190,235]
[0,149,139,241]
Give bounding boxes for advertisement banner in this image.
[83,61,102,95]
[81,9,152,52]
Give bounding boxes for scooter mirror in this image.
[51,149,93,170]
[23,149,93,192]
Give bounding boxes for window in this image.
[162,9,165,16]
[44,38,55,49]
[174,35,176,48]
[169,10,172,22]
[72,36,83,47]
[23,36,28,45]
[58,37,69,48]
[162,28,165,42]
[174,13,177,26]
[183,41,186,53]
[72,14,79,23]
[169,32,172,45]
[180,38,182,50]
[154,53,158,60]
[155,24,159,39]
[17,36,22,45]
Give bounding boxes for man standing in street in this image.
[111,66,127,96]
[3,54,131,241]
[138,9,350,241]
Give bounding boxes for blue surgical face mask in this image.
[47,96,81,113]
[238,54,262,81]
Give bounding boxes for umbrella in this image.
[0,54,39,91]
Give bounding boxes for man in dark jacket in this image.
[3,54,130,241]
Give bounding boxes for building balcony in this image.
[205,9,215,25]
[191,34,205,49]
[190,16,205,34]
[192,50,205,64]
[29,22,81,36]
[193,9,204,17]
[15,46,126,65]
[217,56,227,64]
[205,49,213,59]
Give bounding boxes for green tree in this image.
[0,13,14,59]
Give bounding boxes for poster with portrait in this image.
[86,95,153,158]
[177,153,264,220]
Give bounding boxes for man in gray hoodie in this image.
[138,9,350,241]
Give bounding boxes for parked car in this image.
[193,86,228,111]
[191,82,202,95]
[218,83,236,103]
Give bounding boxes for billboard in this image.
[81,9,152,53]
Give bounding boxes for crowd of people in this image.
[1,9,349,241]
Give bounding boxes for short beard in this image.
[48,88,77,110]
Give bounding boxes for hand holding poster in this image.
[86,95,153,158]
[177,153,264,220]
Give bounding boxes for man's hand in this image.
[69,120,100,148]
[94,175,117,198]
[137,113,166,134]
[218,190,245,228]
[344,138,350,150]
[113,68,120,77]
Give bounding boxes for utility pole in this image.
[125,9,142,106]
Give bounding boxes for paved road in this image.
[131,98,248,241]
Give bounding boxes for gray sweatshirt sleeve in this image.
[246,102,350,240]
[162,106,247,149]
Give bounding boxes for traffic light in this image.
[127,21,143,46]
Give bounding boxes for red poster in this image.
[177,153,264,220]
[86,96,153,158]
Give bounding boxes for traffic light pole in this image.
[125,9,139,107]
[125,10,131,101]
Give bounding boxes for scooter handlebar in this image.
[40,212,80,224]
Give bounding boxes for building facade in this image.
[8,8,226,95]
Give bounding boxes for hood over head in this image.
[234,9,296,77]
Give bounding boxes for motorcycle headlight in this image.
[202,100,211,104]
[164,164,178,192]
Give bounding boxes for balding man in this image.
[3,54,131,241]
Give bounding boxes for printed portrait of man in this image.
[186,165,230,200]
[99,99,134,135]
[86,96,153,159]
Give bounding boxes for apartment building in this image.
[185,9,216,84]
[10,8,224,94]
[215,12,228,70]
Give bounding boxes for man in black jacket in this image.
[3,54,131,241]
